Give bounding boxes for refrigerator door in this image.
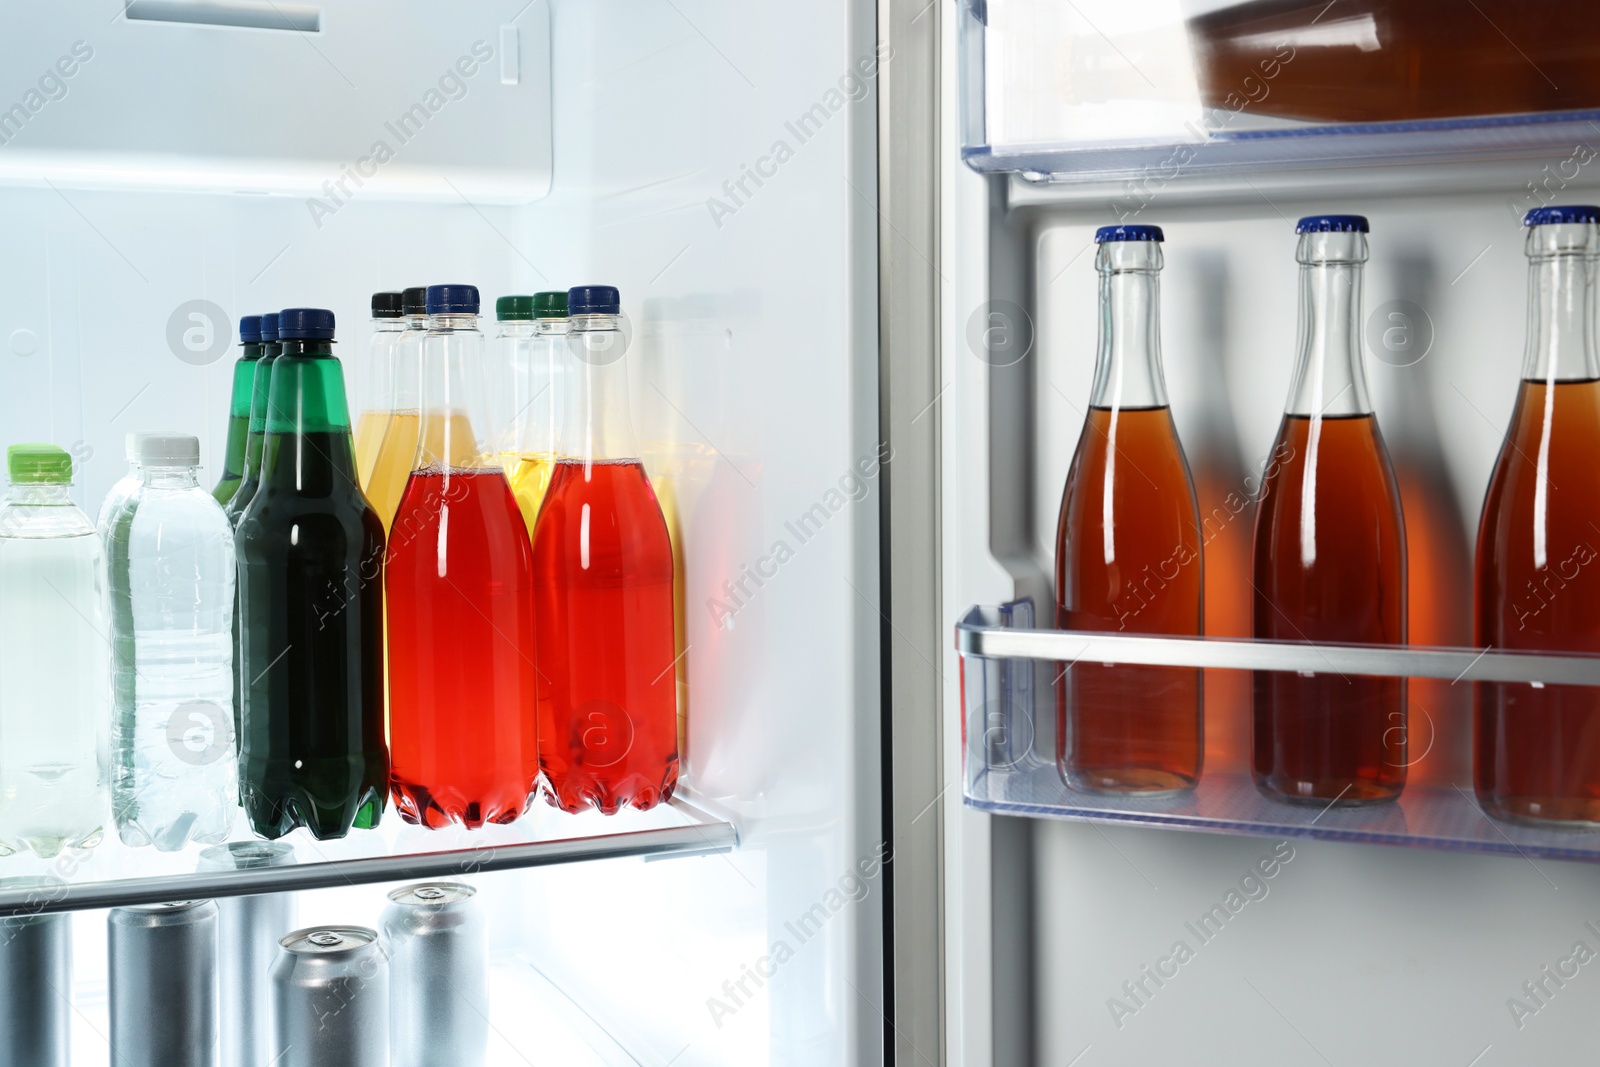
[941,4,1600,1065]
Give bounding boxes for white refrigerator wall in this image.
[1028,190,1600,1064]
[1,2,882,1065]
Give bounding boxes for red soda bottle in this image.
[532,285,679,813]
[1476,206,1600,826]
[385,284,540,828]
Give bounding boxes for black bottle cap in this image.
[371,291,404,318]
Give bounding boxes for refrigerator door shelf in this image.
[957,605,1600,863]
[0,797,735,916]
[959,0,1600,182]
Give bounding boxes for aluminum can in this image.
[380,882,487,1067]
[273,925,387,1067]
[0,877,70,1067]
[198,840,296,1067]
[108,900,219,1067]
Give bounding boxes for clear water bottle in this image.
[108,433,238,850]
[95,432,145,543]
[0,443,110,857]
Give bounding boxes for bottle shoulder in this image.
[237,490,383,550]
[0,502,98,540]
[126,487,236,541]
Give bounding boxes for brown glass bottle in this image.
[1056,225,1204,795]
[1252,217,1407,805]
[1186,0,1600,124]
[1476,207,1600,826]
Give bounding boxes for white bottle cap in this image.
[124,431,145,462]
[137,433,200,468]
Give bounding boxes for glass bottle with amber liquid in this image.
[1055,224,1204,794]
[1252,215,1407,805]
[1476,205,1600,826]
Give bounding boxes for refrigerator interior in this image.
[941,4,1600,1064]
[1,2,882,1065]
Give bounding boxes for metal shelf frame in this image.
[0,798,737,917]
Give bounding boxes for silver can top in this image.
[197,840,295,872]
[387,882,476,908]
[280,925,378,956]
[109,900,217,928]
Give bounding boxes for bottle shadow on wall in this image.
[1373,251,1474,788]
[1186,251,1254,774]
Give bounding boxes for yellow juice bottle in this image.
[492,292,571,539]
[366,289,429,534]
[355,292,407,490]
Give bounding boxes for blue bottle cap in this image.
[260,312,280,343]
[1524,205,1600,226]
[239,314,263,344]
[1094,224,1164,243]
[568,285,621,315]
[425,284,480,315]
[277,308,336,341]
[1296,215,1369,234]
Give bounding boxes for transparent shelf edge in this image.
[0,798,737,916]
[960,109,1600,184]
[957,603,1600,864]
[956,609,1600,686]
[964,776,1600,865]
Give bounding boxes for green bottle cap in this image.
[533,291,568,319]
[8,443,73,484]
[496,295,535,321]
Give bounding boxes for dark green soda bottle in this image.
[211,315,265,506]
[225,312,279,751]
[224,312,281,526]
[236,308,388,840]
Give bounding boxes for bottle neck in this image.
[260,340,359,492]
[141,465,200,489]
[372,318,407,334]
[418,314,496,471]
[1285,232,1372,417]
[247,352,277,434]
[1523,232,1600,383]
[264,340,351,435]
[1088,242,1168,409]
[230,346,261,419]
[391,324,425,410]
[563,314,638,461]
[499,320,570,458]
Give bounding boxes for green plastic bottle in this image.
[211,315,265,507]
[224,312,281,526]
[235,308,388,840]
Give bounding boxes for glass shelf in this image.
[957,603,1600,862]
[0,797,736,916]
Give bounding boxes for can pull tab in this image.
[308,931,345,947]
[413,887,447,901]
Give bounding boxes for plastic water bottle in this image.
[0,443,110,857]
[108,433,239,850]
[96,432,145,543]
